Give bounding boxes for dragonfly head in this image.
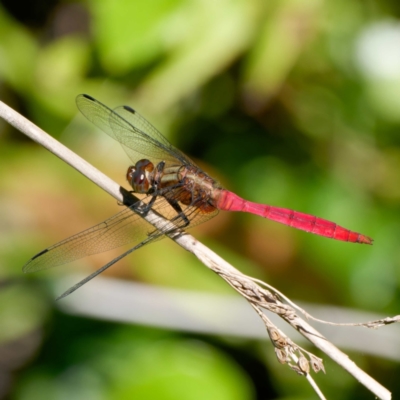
[126,159,155,193]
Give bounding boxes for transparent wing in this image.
[112,105,196,167]
[76,94,194,167]
[53,197,219,300]
[23,197,160,272]
[23,190,218,273]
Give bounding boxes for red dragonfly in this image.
[24,94,373,299]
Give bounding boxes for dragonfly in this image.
[23,94,373,299]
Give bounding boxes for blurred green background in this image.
[1,0,400,398]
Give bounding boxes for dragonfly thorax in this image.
[126,159,155,193]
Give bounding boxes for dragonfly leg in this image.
[166,198,190,227]
[136,193,158,215]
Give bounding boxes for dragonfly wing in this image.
[23,195,179,273]
[54,199,218,300]
[56,234,157,300]
[111,105,196,167]
[75,94,115,137]
[76,94,191,167]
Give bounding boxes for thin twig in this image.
[0,100,391,400]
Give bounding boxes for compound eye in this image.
[132,171,149,192]
[127,159,154,193]
[136,159,154,172]
[136,172,146,184]
[126,166,135,184]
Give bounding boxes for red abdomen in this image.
[215,190,373,244]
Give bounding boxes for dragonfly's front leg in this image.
[134,194,157,216]
[133,161,166,215]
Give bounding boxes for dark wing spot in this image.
[82,94,95,101]
[31,248,49,260]
[123,105,136,114]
